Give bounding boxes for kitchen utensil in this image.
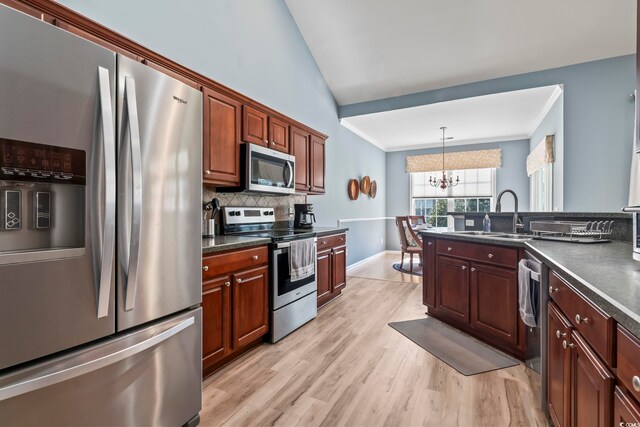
[348,179,359,200]
[211,197,220,218]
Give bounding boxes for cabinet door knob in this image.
[549,286,558,294]
[447,247,452,252]
[236,278,242,283]
[205,170,211,175]
[264,139,268,145]
[252,255,258,260]
[556,330,566,339]
[225,281,230,287]
[428,241,433,246]
[562,340,574,350]
[470,267,476,272]
[575,314,589,324]
[461,265,467,270]
[488,253,494,259]
[202,265,209,271]
[633,375,640,392]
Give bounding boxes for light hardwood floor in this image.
[201,253,549,427]
[347,252,422,284]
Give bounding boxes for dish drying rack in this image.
[530,221,614,243]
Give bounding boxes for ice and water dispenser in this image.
[0,138,85,257]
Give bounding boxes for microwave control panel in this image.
[0,137,86,185]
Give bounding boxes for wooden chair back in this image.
[395,216,423,251]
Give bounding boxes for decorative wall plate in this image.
[369,180,377,198]
[360,176,371,195]
[348,179,359,200]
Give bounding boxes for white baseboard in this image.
[347,250,400,271]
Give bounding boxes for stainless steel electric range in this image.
[221,207,318,343]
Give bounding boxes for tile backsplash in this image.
[202,188,306,222]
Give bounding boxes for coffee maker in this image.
[294,203,316,229]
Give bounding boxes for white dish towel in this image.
[290,238,315,281]
[518,259,537,328]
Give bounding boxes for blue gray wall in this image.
[529,94,565,211]
[385,139,530,250]
[56,0,387,265]
[342,56,636,212]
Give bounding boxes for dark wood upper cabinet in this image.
[242,105,268,147]
[570,330,613,427]
[203,87,242,186]
[291,126,310,192]
[435,255,470,324]
[422,238,436,307]
[310,135,326,194]
[268,116,289,153]
[547,302,572,427]
[202,276,231,370]
[469,262,518,346]
[232,265,269,349]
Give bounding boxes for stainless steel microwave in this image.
[221,143,295,195]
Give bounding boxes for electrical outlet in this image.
[465,219,475,227]
[380,238,384,245]
[346,248,349,256]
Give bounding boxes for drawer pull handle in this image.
[556,330,566,339]
[202,266,209,272]
[236,278,242,283]
[252,255,258,260]
[447,247,452,252]
[225,281,230,287]
[562,340,574,350]
[633,376,640,392]
[205,170,211,175]
[488,253,494,259]
[549,286,558,294]
[428,242,433,246]
[321,241,326,245]
[471,267,476,272]
[461,265,467,270]
[575,314,589,324]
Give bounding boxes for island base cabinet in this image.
[547,302,572,427]
[614,387,640,425]
[435,256,469,324]
[570,331,613,427]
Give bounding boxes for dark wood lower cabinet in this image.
[316,234,347,308]
[614,387,640,425]
[547,302,572,427]
[422,238,435,307]
[435,255,469,324]
[202,276,231,368]
[570,330,613,427]
[202,247,269,377]
[470,262,518,347]
[232,265,269,348]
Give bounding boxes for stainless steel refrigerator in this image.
[0,5,203,426]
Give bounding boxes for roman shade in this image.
[406,148,502,173]
[526,135,554,176]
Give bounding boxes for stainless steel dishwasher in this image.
[523,251,549,410]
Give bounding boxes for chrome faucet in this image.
[495,189,523,234]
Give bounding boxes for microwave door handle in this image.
[120,76,143,311]
[286,161,294,188]
[94,66,116,319]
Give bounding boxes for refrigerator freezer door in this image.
[0,308,202,426]
[0,5,116,370]
[117,55,202,331]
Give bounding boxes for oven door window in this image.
[250,152,293,189]
[275,249,315,297]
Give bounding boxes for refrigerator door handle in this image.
[120,76,143,311]
[95,66,116,319]
[0,316,195,402]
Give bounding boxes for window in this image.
[531,163,553,211]
[410,168,496,228]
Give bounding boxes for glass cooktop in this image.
[241,229,316,241]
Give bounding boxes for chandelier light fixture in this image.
[429,126,460,190]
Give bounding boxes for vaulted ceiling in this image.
[285,0,635,106]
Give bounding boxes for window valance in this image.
[406,148,502,173]
[526,135,554,177]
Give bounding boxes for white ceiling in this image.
[340,85,562,151]
[285,0,635,106]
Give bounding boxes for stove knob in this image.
[235,211,242,216]
[268,211,274,216]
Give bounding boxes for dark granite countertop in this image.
[525,239,640,337]
[418,230,640,336]
[448,211,631,219]
[297,226,349,237]
[202,235,271,255]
